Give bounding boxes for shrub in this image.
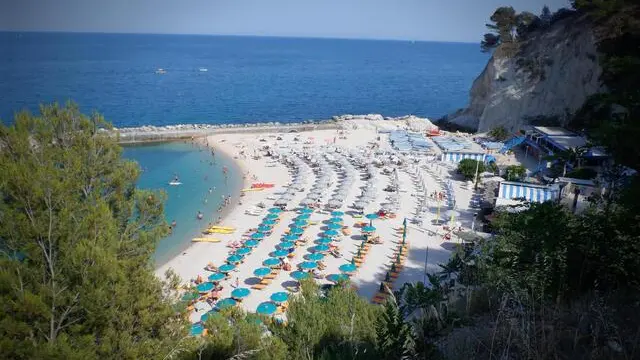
[566,167,598,179]
[457,159,485,181]
[488,126,509,141]
[505,165,527,180]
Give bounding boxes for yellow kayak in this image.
[208,226,236,231]
[241,188,264,192]
[192,238,221,243]
[205,229,235,234]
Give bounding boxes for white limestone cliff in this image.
[445,15,604,133]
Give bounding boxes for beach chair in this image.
[372,293,387,304]
[252,284,267,290]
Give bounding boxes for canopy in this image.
[270,292,289,303]
[251,232,265,240]
[300,208,313,214]
[266,213,279,220]
[196,282,214,293]
[231,287,251,299]
[327,223,342,230]
[263,257,281,267]
[366,213,379,220]
[278,241,295,250]
[291,270,310,280]
[293,220,308,227]
[327,273,349,283]
[256,301,277,315]
[244,240,259,248]
[313,244,330,253]
[324,230,338,237]
[339,263,357,273]
[262,220,276,226]
[208,272,225,282]
[272,249,289,258]
[331,211,345,216]
[299,261,318,270]
[218,264,236,273]
[328,217,343,223]
[296,213,311,220]
[362,226,376,233]
[316,237,332,245]
[253,267,271,277]
[290,227,304,235]
[258,225,271,233]
[226,255,243,264]
[216,298,237,310]
[283,234,299,242]
[306,252,325,261]
[181,292,199,301]
[235,247,251,256]
[268,207,282,214]
[200,310,219,322]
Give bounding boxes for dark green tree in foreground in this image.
[0,103,186,359]
[457,159,485,181]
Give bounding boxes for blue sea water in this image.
[122,141,242,265]
[1,32,488,126]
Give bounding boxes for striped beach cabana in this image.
[441,152,485,163]
[497,181,560,203]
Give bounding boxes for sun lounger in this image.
[252,284,267,290]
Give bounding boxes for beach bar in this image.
[431,135,486,163]
[497,181,560,203]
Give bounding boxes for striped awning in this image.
[498,181,559,203]
[441,152,485,163]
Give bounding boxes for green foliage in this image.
[488,126,509,141]
[565,167,598,179]
[375,296,415,360]
[0,103,185,359]
[457,159,485,181]
[504,165,527,180]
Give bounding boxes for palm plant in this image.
[375,295,416,360]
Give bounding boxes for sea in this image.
[1,31,489,264]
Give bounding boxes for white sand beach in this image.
[155,118,482,321]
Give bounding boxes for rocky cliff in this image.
[444,14,604,133]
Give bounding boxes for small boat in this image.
[199,68,208,72]
[155,68,167,74]
[192,237,221,243]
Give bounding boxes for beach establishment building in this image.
[496,180,561,205]
[523,126,609,166]
[430,135,486,163]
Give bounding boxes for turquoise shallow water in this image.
[122,141,242,265]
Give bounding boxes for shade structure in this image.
[313,244,330,253]
[218,264,236,273]
[244,240,259,248]
[278,241,295,250]
[316,237,332,245]
[273,249,289,258]
[296,213,311,220]
[263,257,281,267]
[235,247,251,256]
[270,292,289,303]
[290,270,310,281]
[300,207,313,214]
[331,211,345,216]
[253,267,271,277]
[293,220,308,227]
[366,213,379,220]
[200,310,219,322]
[256,301,277,315]
[190,323,204,336]
[324,229,339,237]
[327,273,349,283]
[339,263,357,274]
[290,227,304,235]
[181,292,199,301]
[215,298,237,310]
[306,252,325,261]
[283,234,299,242]
[196,282,214,293]
[226,255,243,264]
[266,213,279,220]
[208,272,225,282]
[258,225,271,233]
[328,217,343,223]
[262,219,276,226]
[268,207,282,214]
[299,261,318,270]
[327,223,342,230]
[361,226,376,233]
[251,232,265,240]
[231,287,251,299]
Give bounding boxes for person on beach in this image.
[234,278,239,288]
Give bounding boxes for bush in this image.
[457,159,485,181]
[504,165,527,180]
[566,167,598,179]
[488,126,509,141]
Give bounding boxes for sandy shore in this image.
[155,119,481,320]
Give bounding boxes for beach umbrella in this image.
[328,217,343,223]
[278,241,295,250]
[293,220,308,227]
[324,229,339,237]
[299,261,318,270]
[283,234,299,242]
[258,225,271,233]
[273,249,289,258]
[316,237,332,245]
[332,211,345,218]
[306,252,325,261]
[200,310,220,323]
[291,271,310,281]
[327,223,342,230]
[313,244,330,253]
[339,263,357,274]
[253,267,271,278]
[208,272,225,282]
[256,301,277,315]
[268,207,282,214]
[362,226,376,233]
[244,239,259,248]
[190,323,204,336]
[231,287,251,299]
[235,247,251,256]
[290,227,304,235]
[327,273,349,283]
[262,219,276,226]
[300,207,313,214]
[216,298,237,310]
[266,213,279,220]
[218,264,236,273]
[226,255,243,264]
[251,232,265,240]
[181,292,199,301]
[270,292,289,303]
[196,282,214,293]
[296,213,311,220]
[263,257,281,267]
[365,213,379,221]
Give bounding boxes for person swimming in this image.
[171,220,177,227]
[197,211,203,220]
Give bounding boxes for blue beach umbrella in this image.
[244,239,259,248]
[327,273,349,283]
[331,211,345,217]
[271,292,289,303]
[362,226,376,233]
[266,213,279,220]
[296,213,311,220]
[226,255,244,264]
[251,232,265,240]
[268,207,282,214]
[190,323,204,336]
[300,207,313,214]
[299,261,318,270]
[306,252,325,261]
[328,217,343,223]
[339,263,357,274]
[291,271,310,281]
[231,287,251,299]
[262,219,276,226]
[279,241,295,250]
[263,257,281,267]
[327,223,342,230]
[324,229,339,237]
[181,292,199,301]
[283,234,299,242]
[273,249,289,258]
[208,272,226,282]
[294,220,308,227]
[253,267,271,278]
[235,247,251,256]
[258,225,271,233]
[316,237,332,245]
[256,301,277,315]
[218,264,236,273]
[216,297,237,310]
[313,244,330,253]
[366,213,379,220]
[196,282,214,293]
[200,310,220,322]
[290,227,304,235]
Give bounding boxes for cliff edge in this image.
[444,14,603,133]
